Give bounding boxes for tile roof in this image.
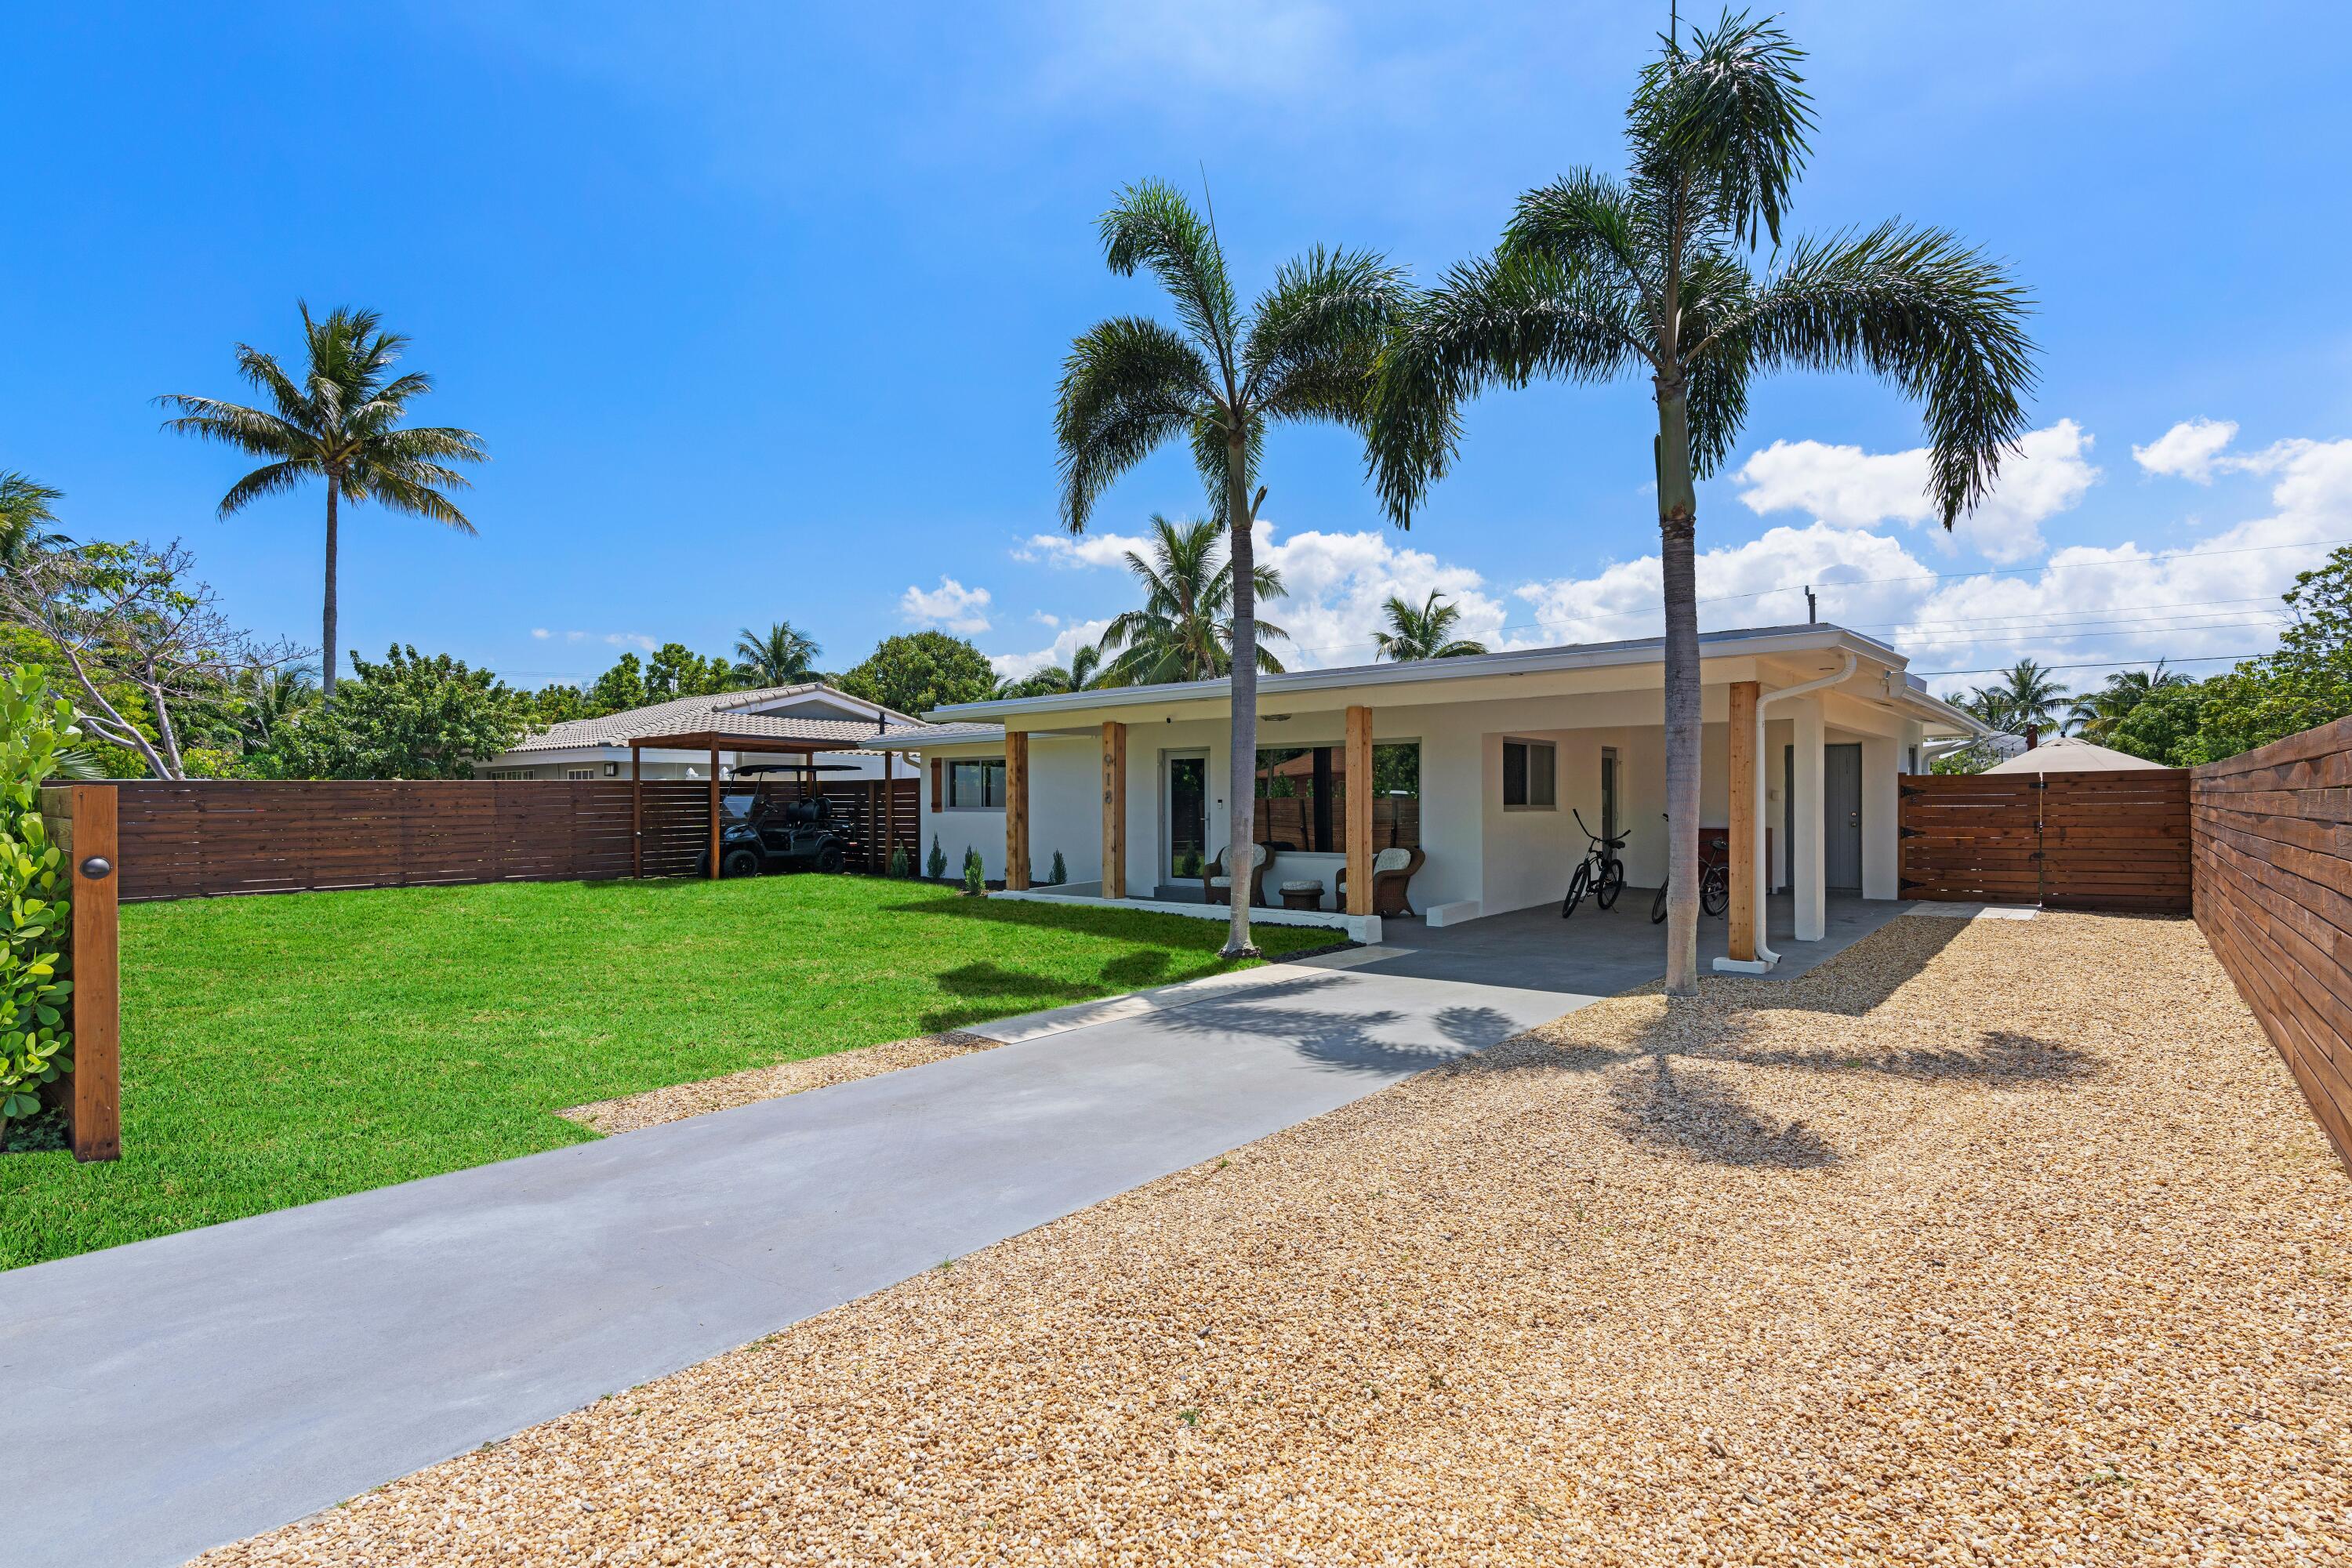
[867,721,1007,749]
[506,684,909,753]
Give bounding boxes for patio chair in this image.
[1202,843,1272,907]
[1336,845,1425,917]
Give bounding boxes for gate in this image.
[1899,768,2190,913]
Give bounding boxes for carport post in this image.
[1727,681,1759,962]
[883,748,895,870]
[1004,730,1030,890]
[708,738,720,880]
[1345,705,1373,916]
[631,744,642,878]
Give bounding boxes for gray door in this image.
[1824,742,1863,893]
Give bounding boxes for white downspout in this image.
[1714,649,1857,975]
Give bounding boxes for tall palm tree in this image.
[735,619,822,686]
[159,303,486,697]
[1369,13,2035,993]
[1968,657,2070,739]
[1372,590,1488,661]
[2067,660,2190,741]
[1095,514,1289,688]
[1058,180,1404,955]
[0,472,67,569]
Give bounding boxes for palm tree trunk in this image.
[1221,438,1260,958]
[1656,389,1702,996]
[321,483,339,701]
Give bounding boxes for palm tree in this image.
[159,303,486,697]
[0,472,67,569]
[1373,590,1488,661]
[2067,661,2190,741]
[1968,657,2070,739]
[1057,180,1404,955]
[229,662,321,752]
[1095,515,1288,688]
[735,619,822,686]
[1001,643,1103,699]
[1369,13,2034,993]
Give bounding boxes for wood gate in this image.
[1899,768,2190,912]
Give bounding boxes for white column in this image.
[1791,697,1826,941]
[1861,735,1898,900]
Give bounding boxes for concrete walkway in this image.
[0,953,1583,1568]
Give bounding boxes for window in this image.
[946,758,1007,808]
[487,768,535,780]
[1253,741,1420,850]
[566,768,596,780]
[1501,739,1555,810]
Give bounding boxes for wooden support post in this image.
[631,745,643,878]
[1727,680,1759,963]
[883,748,895,871]
[1100,721,1127,900]
[49,784,120,1163]
[1344,705,1373,916]
[1004,731,1031,891]
[707,738,720,879]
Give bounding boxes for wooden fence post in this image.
[39,784,121,1162]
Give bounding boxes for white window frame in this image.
[945,757,1007,810]
[487,768,536,781]
[565,768,596,780]
[1501,738,1557,811]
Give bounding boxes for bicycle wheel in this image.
[1595,858,1625,909]
[1650,880,1669,924]
[1700,866,1730,918]
[1560,860,1591,918]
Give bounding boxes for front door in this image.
[1824,742,1863,893]
[1165,753,1208,881]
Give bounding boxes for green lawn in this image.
[1,876,1334,1269]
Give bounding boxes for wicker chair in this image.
[1335,845,1425,916]
[1202,843,1272,907]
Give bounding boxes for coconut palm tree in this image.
[1373,590,1488,661]
[2066,661,2190,741]
[1057,180,1405,955]
[1368,12,2035,993]
[1095,514,1288,688]
[159,303,486,698]
[735,619,822,686]
[0,472,67,569]
[1000,643,1103,699]
[1968,658,2071,739]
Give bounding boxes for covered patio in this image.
[624,720,916,880]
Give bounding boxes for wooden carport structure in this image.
[626,720,903,880]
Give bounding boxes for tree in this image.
[837,631,993,717]
[0,474,67,570]
[1095,514,1287,687]
[267,644,524,779]
[158,303,487,698]
[0,539,303,779]
[645,642,738,702]
[2067,661,2190,742]
[735,620,822,687]
[1058,180,1405,955]
[1964,659,2070,739]
[1369,13,2034,993]
[1372,590,1487,661]
[586,654,648,716]
[2107,682,2209,767]
[525,683,591,726]
[2183,545,2352,762]
[1000,643,1103,700]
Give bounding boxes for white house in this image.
[476,684,916,782]
[873,624,1985,955]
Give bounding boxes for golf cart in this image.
[719,779,852,877]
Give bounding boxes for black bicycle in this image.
[1650,816,1731,924]
[1559,809,1628,918]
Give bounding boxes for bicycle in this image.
[1650,817,1731,924]
[1559,809,1628,918]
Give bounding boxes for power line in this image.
[1915,652,2265,678]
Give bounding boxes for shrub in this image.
[1048,848,1067,885]
[0,666,78,1143]
[887,844,910,879]
[926,833,946,880]
[962,846,985,895]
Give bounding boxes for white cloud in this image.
[550,630,656,651]
[900,575,993,634]
[1734,419,2100,564]
[1014,531,1149,569]
[530,627,550,640]
[1258,521,1510,668]
[989,619,1112,681]
[2133,418,2239,483]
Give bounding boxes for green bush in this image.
[0,666,78,1142]
[1048,848,1067,885]
[962,845,985,895]
[887,844,911,879]
[927,833,946,880]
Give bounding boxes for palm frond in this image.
[365,470,478,533]
[216,460,318,517]
[1632,9,1815,249]
[1503,171,1657,317]
[154,396,314,463]
[1098,179,1240,374]
[1242,245,1409,424]
[1054,316,1217,533]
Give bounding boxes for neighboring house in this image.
[873,624,1985,940]
[1980,734,2169,774]
[476,684,916,781]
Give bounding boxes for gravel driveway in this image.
[198,912,2350,1566]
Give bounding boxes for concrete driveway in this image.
[0,949,1584,1568]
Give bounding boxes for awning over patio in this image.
[623,722,908,880]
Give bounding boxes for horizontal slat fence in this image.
[111,778,920,902]
[2192,716,2352,1170]
[1900,768,2190,911]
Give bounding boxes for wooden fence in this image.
[1898,769,2192,912]
[2191,717,2352,1169]
[111,777,921,902]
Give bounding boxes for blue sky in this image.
[9,1,2350,698]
